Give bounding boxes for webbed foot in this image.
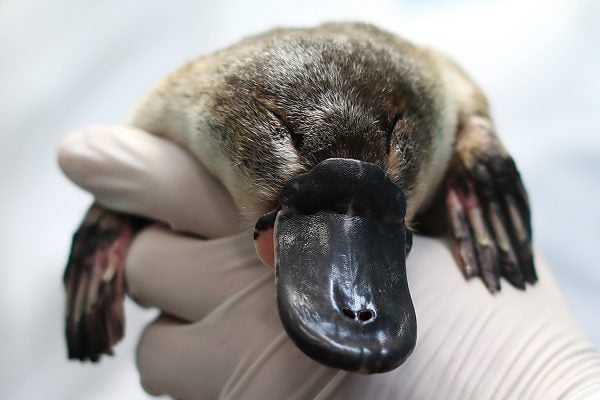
[446,116,536,292]
[64,205,142,361]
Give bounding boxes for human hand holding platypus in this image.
[59,23,600,398]
[60,126,600,399]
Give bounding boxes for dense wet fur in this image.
[128,23,471,224]
[211,35,437,194]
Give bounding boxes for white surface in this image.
[1,0,598,398]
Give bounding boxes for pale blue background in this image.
[1,0,598,398]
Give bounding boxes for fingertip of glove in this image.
[58,128,91,182]
[58,125,141,187]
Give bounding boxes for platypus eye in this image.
[386,111,405,154]
[253,94,303,150]
[268,106,304,150]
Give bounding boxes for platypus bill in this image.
[63,23,536,373]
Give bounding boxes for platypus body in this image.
[64,23,536,373]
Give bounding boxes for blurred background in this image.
[1,0,598,398]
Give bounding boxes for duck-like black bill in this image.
[271,158,416,373]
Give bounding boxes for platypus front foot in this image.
[63,204,143,361]
[446,116,536,293]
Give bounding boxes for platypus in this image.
[63,22,536,373]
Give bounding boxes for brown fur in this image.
[127,22,490,225]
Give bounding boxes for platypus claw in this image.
[447,154,536,293]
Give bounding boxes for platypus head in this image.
[205,30,443,373]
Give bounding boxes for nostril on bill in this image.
[341,307,376,322]
[341,307,356,319]
[358,309,375,321]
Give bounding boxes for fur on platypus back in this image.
[127,22,489,225]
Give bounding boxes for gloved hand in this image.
[59,126,600,399]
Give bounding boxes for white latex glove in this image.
[59,126,600,400]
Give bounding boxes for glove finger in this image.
[126,224,271,322]
[58,126,242,238]
[135,276,283,399]
[135,315,211,398]
[137,282,340,399]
